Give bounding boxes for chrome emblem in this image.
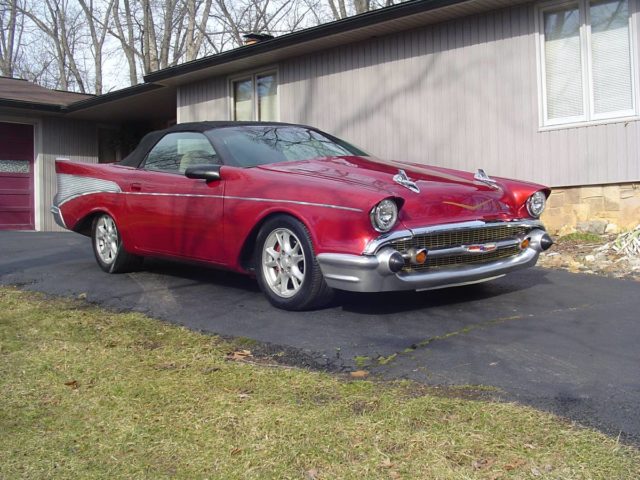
[474,169,500,190]
[393,169,420,193]
[466,243,498,253]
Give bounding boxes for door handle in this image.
[130,182,142,192]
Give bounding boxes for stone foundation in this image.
[541,183,640,236]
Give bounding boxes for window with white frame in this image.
[231,72,278,121]
[538,0,637,126]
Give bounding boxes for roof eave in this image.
[0,98,64,113]
[64,83,165,113]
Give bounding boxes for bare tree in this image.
[19,0,88,92]
[324,0,399,20]
[7,0,408,93]
[112,0,139,85]
[78,0,114,94]
[0,0,25,77]
[181,0,213,62]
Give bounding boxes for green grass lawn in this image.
[1,287,638,479]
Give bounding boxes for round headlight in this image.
[526,191,546,218]
[370,199,398,232]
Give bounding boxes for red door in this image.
[0,122,34,230]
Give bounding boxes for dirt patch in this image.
[539,228,640,281]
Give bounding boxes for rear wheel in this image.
[92,213,142,273]
[255,215,333,310]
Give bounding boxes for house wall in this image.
[178,1,640,190]
[39,117,99,231]
[177,77,228,124]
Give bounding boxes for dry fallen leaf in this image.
[226,349,252,361]
[64,380,79,389]
[472,458,494,470]
[504,459,526,471]
[230,447,242,455]
[305,468,319,480]
[350,370,369,379]
[379,458,394,469]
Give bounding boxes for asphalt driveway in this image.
[1,231,639,444]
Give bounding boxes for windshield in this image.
[206,125,368,167]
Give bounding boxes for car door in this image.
[124,131,226,263]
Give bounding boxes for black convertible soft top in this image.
[118,121,302,168]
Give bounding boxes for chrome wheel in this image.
[95,214,119,265]
[262,228,306,298]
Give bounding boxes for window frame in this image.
[535,0,640,129]
[228,68,279,121]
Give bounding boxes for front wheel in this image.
[255,216,333,311]
[92,213,142,273]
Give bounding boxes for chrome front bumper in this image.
[317,226,550,293]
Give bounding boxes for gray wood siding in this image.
[177,1,640,187]
[39,117,98,231]
[177,76,229,122]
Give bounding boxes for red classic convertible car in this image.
[52,122,553,310]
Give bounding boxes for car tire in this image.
[255,215,334,311]
[91,213,142,274]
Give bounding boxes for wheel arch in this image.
[73,210,103,237]
[237,210,315,272]
[73,208,134,253]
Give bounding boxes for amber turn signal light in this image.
[406,248,428,265]
[520,238,530,250]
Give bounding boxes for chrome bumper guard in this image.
[317,224,550,293]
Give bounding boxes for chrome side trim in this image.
[363,219,544,255]
[123,192,363,212]
[226,195,363,212]
[124,192,213,198]
[56,174,122,206]
[54,174,362,213]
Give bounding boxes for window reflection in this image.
[257,74,277,121]
[233,79,253,121]
[208,126,367,168]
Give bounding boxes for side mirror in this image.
[185,164,222,181]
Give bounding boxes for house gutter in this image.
[0,98,65,113]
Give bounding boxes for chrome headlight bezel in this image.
[526,191,547,218]
[370,199,399,233]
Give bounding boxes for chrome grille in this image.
[388,225,530,273]
[404,246,521,272]
[389,225,529,252]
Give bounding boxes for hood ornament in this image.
[474,169,500,190]
[393,169,420,193]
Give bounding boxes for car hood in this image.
[258,156,524,229]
